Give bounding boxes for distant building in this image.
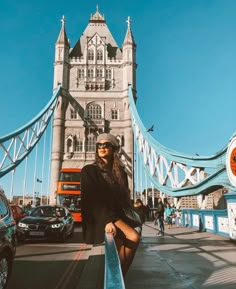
[141,187,228,210]
[12,196,48,207]
[180,188,227,210]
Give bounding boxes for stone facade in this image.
[50,9,137,203]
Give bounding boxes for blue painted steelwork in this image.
[181,208,229,237]
[0,86,61,178]
[128,86,236,197]
[104,233,125,289]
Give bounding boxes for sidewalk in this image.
[125,222,236,289]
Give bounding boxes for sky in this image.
[1,0,236,197]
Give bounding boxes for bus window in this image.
[59,172,81,182]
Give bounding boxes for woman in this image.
[81,133,140,276]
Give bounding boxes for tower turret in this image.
[50,17,70,204]
[122,16,137,91]
[53,16,70,89]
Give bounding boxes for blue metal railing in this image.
[181,208,229,237]
[104,233,125,289]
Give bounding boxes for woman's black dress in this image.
[81,163,129,244]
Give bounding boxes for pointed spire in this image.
[123,16,136,46]
[56,15,70,46]
[126,16,131,30]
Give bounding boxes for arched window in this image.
[87,103,102,119]
[97,49,103,60]
[66,138,73,153]
[88,49,94,60]
[86,135,96,152]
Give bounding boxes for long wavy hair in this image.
[95,148,127,190]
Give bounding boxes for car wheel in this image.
[0,253,11,289]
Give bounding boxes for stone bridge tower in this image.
[50,8,137,204]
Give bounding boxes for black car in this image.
[0,190,16,289]
[16,205,74,242]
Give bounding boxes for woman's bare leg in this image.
[114,220,140,276]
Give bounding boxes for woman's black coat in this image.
[81,164,129,244]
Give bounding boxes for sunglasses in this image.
[96,142,114,149]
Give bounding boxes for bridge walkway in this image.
[125,222,236,289]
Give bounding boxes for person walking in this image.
[81,133,140,276]
[175,209,182,226]
[165,203,175,229]
[134,199,146,224]
[154,197,165,236]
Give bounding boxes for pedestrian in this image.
[81,133,140,276]
[145,204,151,221]
[134,199,146,224]
[26,202,31,210]
[35,199,40,207]
[154,197,165,236]
[165,203,175,229]
[175,209,182,226]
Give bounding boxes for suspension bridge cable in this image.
[47,119,53,205]
[145,171,148,205]
[151,183,155,208]
[127,86,236,196]
[135,142,139,201]
[33,144,38,206]
[10,169,15,203]
[22,157,28,206]
[40,131,46,205]
[0,86,61,179]
[140,154,143,198]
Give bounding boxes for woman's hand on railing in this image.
[105,222,117,236]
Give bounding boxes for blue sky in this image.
[1,0,236,197]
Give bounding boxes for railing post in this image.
[225,193,236,240]
[104,233,125,289]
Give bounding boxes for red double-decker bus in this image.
[56,168,82,222]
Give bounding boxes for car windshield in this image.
[30,207,65,218]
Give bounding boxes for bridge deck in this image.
[125,222,236,289]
